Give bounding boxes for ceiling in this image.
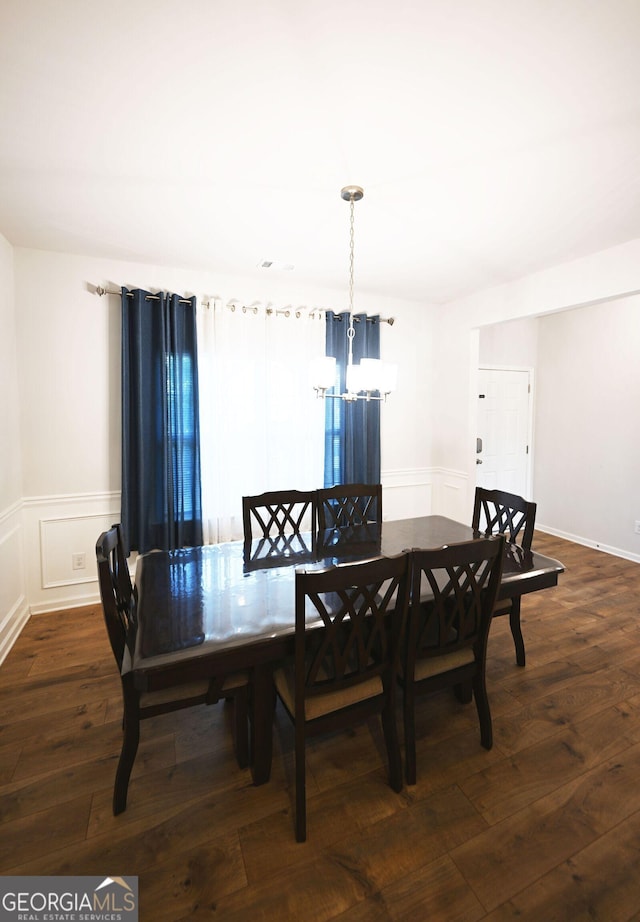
[2,0,640,305]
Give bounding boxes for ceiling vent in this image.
[258,259,295,271]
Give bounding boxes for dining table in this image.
[127,515,565,784]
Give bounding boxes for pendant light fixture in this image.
[311,185,397,401]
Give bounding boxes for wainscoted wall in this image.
[0,471,469,662]
[0,501,28,665]
[382,468,433,520]
[431,468,470,524]
[382,467,469,524]
[21,492,120,615]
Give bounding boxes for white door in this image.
[477,367,532,496]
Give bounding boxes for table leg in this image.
[250,663,275,785]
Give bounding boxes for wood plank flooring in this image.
[2,532,640,920]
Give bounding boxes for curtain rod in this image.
[206,300,394,324]
[94,286,194,306]
[328,312,395,326]
[94,286,394,324]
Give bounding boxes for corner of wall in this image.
[0,501,29,664]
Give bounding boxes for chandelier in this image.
[311,186,397,402]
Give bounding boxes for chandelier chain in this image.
[347,193,356,362]
[310,182,395,402]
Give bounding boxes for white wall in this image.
[535,297,640,558]
[9,247,436,615]
[479,316,539,367]
[0,234,29,659]
[435,237,640,558]
[0,236,21,506]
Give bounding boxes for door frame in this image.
[477,364,535,499]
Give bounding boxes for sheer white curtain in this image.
[197,300,326,543]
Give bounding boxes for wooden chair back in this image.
[242,489,316,567]
[96,524,137,670]
[407,536,504,670]
[295,552,409,712]
[316,483,382,532]
[472,487,536,549]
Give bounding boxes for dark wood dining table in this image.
[128,515,565,783]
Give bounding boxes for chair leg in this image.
[113,689,140,815]
[294,722,307,842]
[454,680,473,703]
[509,598,526,667]
[472,671,493,750]
[403,684,417,785]
[381,694,403,793]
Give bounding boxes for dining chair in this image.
[472,486,537,666]
[316,482,382,536]
[401,535,504,785]
[96,524,250,815]
[242,489,317,569]
[273,552,410,842]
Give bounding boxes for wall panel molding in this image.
[40,512,117,589]
[22,491,120,615]
[382,467,471,523]
[382,467,433,520]
[430,467,470,523]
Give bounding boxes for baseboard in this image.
[0,596,29,666]
[537,524,640,564]
[29,592,101,615]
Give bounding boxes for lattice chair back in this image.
[472,487,536,550]
[242,489,316,567]
[296,553,408,707]
[407,535,505,669]
[317,483,382,532]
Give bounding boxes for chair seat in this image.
[274,664,383,721]
[412,647,475,682]
[220,671,250,692]
[140,672,247,709]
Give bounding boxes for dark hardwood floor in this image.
[2,532,640,920]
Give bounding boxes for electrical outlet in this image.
[72,553,86,570]
[634,521,640,536]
